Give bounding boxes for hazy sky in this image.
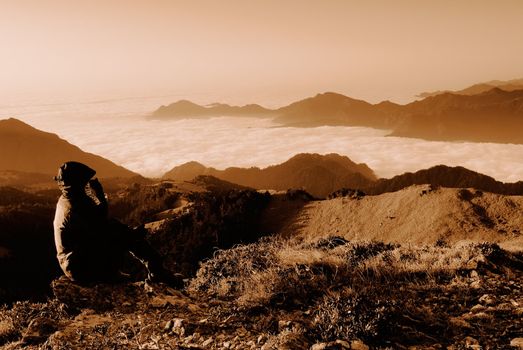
[2,0,523,105]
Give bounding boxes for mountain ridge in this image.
[417,78,523,98]
[152,100,273,119]
[150,85,523,144]
[0,118,138,178]
[164,153,377,198]
[164,153,523,198]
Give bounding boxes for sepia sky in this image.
[1,0,523,105]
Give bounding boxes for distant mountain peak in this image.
[0,117,42,132]
[1,117,29,126]
[417,78,523,98]
[151,99,273,119]
[180,160,206,167]
[163,153,377,197]
[480,87,507,95]
[151,81,523,143]
[164,154,523,198]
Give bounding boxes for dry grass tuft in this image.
[189,236,522,345]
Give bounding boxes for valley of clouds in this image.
[2,96,523,181]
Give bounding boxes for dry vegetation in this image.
[0,186,522,349]
[0,236,520,349]
[189,237,523,348]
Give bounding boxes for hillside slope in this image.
[390,88,523,143]
[288,185,523,247]
[366,165,523,195]
[0,118,137,178]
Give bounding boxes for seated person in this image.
[53,161,181,287]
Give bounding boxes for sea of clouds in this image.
[1,96,522,182]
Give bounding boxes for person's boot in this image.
[126,225,184,288]
[146,266,185,289]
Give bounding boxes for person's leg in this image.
[107,220,184,287]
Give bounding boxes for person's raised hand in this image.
[88,178,105,197]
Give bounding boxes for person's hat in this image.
[54,161,96,186]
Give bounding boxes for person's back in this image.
[53,162,115,282]
[53,161,183,287]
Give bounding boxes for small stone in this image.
[150,296,168,308]
[449,317,472,329]
[497,302,513,311]
[257,335,267,344]
[173,318,184,329]
[464,336,480,349]
[335,339,351,348]
[310,343,327,350]
[469,270,479,279]
[163,320,173,332]
[470,304,486,313]
[470,281,481,289]
[511,338,523,349]
[350,340,370,350]
[171,318,185,336]
[463,312,492,321]
[223,341,231,348]
[478,294,496,306]
[278,320,292,332]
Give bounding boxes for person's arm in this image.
[88,178,108,217]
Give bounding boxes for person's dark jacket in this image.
[53,162,115,282]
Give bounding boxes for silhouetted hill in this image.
[274,92,402,128]
[365,165,523,195]
[164,161,211,181]
[0,170,55,189]
[274,89,523,143]
[151,100,273,119]
[390,88,523,143]
[164,153,377,198]
[165,154,523,198]
[0,186,54,206]
[0,118,138,177]
[417,78,523,98]
[191,175,253,192]
[151,86,523,143]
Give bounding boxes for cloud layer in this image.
[4,97,523,182]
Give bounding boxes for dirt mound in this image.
[289,185,523,247]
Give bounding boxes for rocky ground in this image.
[0,240,521,349]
